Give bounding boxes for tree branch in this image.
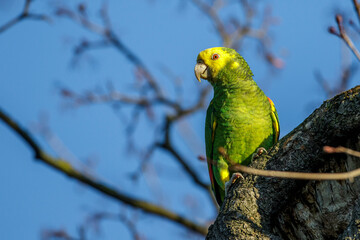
[158,140,210,191]
[353,0,360,24]
[0,0,51,34]
[329,15,360,62]
[55,5,216,198]
[0,107,208,236]
[191,0,231,46]
[55,4,161,96]
[59,84,213,195]
[217,145,360,182]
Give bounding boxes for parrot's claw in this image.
[225,172,244,196]
[251,147,267,161]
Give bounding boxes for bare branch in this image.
[217,145,360,182]
[85,211,142,240]
[60,87,181,111]
[155,86,212,192]
[314,70,333,97]
[41,229,77,240]
[55,4,162,96]
[353,0,360,24]
[158,140,210,191]
[329,14,360,62]
[314,61,356,97]
[323,145,360,158]
[0,107,208,236]
[0,0,51,34]
[58,84,212,196]
[191,0,283,68]
[230,161,360,182]
[191,0,231,46]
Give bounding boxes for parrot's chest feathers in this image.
[211,87,272,162]
[213,89,269,126]
[214,102,269,138]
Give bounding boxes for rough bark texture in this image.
[206,85,360,239]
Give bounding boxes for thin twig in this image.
[60,88,181,111]
[191,0,231,47]
[330,14,360,62]
[41,229,76,240]
[314,63,356,98]
[323,145,360,158]
[56,5,161,96]
[353,0,360,24]
[340,31,360,61]
[314,70,333,97]
[85,211,141,240]
[158,141,210,191]
[0,0,51,34]
[218,146,360,183]
[229,164,360,182]
[191,0,283,68]
[0,107,208,236]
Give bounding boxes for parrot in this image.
[194,47,280,206]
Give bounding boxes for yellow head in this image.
[194,47,252,84]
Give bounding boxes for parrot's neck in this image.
[213,78,261,98]
[212,78,267,110]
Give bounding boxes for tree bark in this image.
[206,85,360,239]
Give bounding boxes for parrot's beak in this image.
[194,60,209,82]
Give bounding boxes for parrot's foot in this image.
[225,172,244,196]
[251,147,267,161]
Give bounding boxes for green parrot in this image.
[194,47,280,206]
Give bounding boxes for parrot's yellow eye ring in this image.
[212,53,220,60]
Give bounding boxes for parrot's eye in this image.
[212,53,220,60]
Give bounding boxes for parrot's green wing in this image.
[205,101,224,205]
[268,97,280,143]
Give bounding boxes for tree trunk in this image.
[206,85,360,239]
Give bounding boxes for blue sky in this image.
[0,0,358,239]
